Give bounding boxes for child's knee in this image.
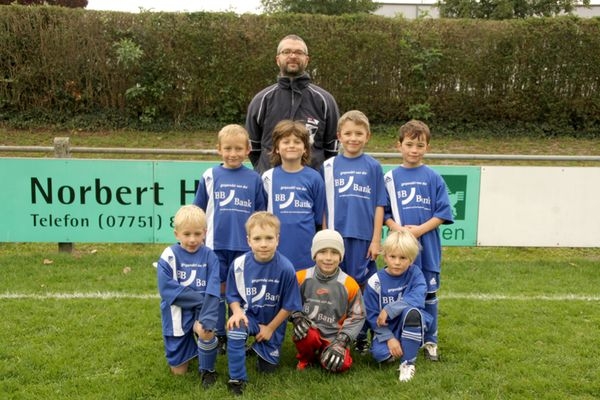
[227,324,249,342]
[404,308,422,327]
[197,329,216,341]
[170,361,189,375]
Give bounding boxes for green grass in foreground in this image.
[0,244,599,399]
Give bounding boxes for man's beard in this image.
[282,64,305,77]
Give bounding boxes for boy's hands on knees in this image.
[194,321,216,340]
[227,310,248,330]
[320,332,350,372]
[193,320,204,336]
[387,337,403,359]
[256,323,275,342]
[376,309,389,327]
[290,311,312,340]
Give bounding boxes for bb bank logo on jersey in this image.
[247,285,280,303]
[334,175,371,194]
[215,189,252,208]
[306,305,335,324]
[397,187,431,206]
[275,192,311,210]
[176,267,208,288]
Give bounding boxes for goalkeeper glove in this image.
[320,332,350,372]
[290,311,312,340]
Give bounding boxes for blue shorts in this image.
[163,332,197,367]
[422,270,440,293]
[215,249,246,283]
[340,237,377,286]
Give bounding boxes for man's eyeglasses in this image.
[278,49,308,57]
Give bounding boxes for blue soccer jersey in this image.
[322,153,387,241]
[262,166,325,270]
[364,265,428,343]
[384,165,454,274]
[194,164,267,252]
[157,244,221,336]
[226,251,302,342]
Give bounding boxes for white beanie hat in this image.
[311,229,345,260]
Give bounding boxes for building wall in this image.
[375,2,600,19]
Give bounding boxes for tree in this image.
[260,0,380,15]
[437,0,591,19]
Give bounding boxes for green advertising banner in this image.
[0,158,206,243]
[1,158,480,245]
[381,165,480,246]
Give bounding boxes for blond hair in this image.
[245,211,281,235]
[217,124,250,148]
[270,119,311,166]
[398,119,431,144]
[381,229,421,262]
[337,110,370,133]
[173,205,207,232]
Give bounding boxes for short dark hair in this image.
[398,120,431,143]
[277,34,308,54]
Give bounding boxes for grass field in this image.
[1,127,599,166]
[1,243,599,400]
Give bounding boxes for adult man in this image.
[246,34,340,174]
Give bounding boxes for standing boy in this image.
[321,110,387,353]
[364,229,432,382]
[225,211,302,395]
[193,124,267,354]
[262,120,325,271]
[384,120,454,361]
[292,229,365,372]
[156,205,221,388]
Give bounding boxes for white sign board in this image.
[477,166,600,247]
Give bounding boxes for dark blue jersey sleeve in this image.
[192,172,209,210]
[196,293,220,331]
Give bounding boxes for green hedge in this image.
[1,5,599,135]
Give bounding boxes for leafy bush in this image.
[1,6,599,137]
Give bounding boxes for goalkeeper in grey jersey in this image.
[291,229,366,372]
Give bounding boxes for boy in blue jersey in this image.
[384,120,454,362]
[193,124,267,355]
[225,211,302,396]
[321,110,386,353]
[156,205,221,388]
[262,120,325,271]
[364,229,432,382]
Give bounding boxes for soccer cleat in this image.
[257,356,278,373]
[354,339,369,355]
[227,379,245,396]
[398,361,416,382]
[200,370,218,389]
[217,335,227,355]
[296,360,311,371]
[423,342,440,362]
[379,356,397,367]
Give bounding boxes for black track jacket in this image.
[246,73,340,174]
